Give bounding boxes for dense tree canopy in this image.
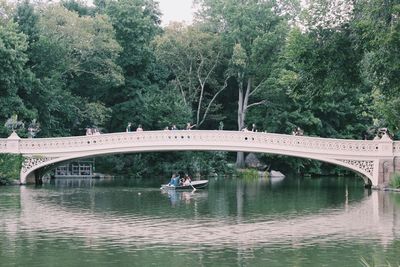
[0,20,34,136]
[353,0,400,134]
[153,23,227,128]
[0,0,399,176]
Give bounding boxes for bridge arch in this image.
[22,148,373,185]
[13,130,389,185]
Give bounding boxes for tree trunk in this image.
[236,152,245,168]
[236,76,251,168]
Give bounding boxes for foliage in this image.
[352,0,400,134]
[95,151,230,178]
[140,86,191,130]
[0,154,23,184]
[13,0,39,46]
[104,0,162,131]
[81,102,111,129]
[302,0,354,31]
[196,0,290,166]
[389,172,400,189]
[1,0,399,176]
[62,0,94,17]
[34,5,123,101]
[22,3,123,136]
[237,168,260,180]
[0,20,35,137]
[153,23,227,128]
[197,0,289,126]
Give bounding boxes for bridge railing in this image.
[393,141,400,156]
[0,130,391,157]
[0,139,7,152]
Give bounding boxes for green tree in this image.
[104,0,162,131]
[0,154,23,183]
[196,0,289,166]
[250,0,374,175]
[353,0,400,134]
[281,27,371,138]
[0,21,35,137]
[62,0,94,17]
[35,5,123,101]
[302,0,354,31]
[140,85,192,130]
[13,0,39,46]
[153,23,227,128]
[81,102,112,129]
[24,4,123,136]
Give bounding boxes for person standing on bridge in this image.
[92,128,100,135]
[296,127,304,136]
[86,128,91,135]
[126,123,132,132]
[186,122,196,130]
[136,124,143,131]
[218,121,224,130]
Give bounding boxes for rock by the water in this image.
[270,170,285,178]
[245,153,261,168]
[245,153,267,170]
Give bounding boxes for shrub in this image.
[0,154,24,184]
[389,172,400,189]
[238,168,259,179]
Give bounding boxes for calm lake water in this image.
[0,175,399,267]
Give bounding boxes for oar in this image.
[190,182,196,192]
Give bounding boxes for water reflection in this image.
[161,189,208,206]
[8,180,399,247]
[1,176,400,266]
[49,177,99,187]
[270,175,285,188]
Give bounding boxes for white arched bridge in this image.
[1,130,399,187]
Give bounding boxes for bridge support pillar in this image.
[23,172,35,185]
[22,171,42,185]
[394,156,400,179]
[376,158,395,188]
[373,136,396,188]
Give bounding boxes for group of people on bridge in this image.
[126,123,143,132]
[127,122,197,132]
[85,127,101,136]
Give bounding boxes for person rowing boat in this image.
[182,174,192,186]
[167,173,180,187]
[161,173,208,190]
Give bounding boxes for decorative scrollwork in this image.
[393,142,400,155]
[21,156,55,174]
[339,160,374,175]
[13,131,385,157]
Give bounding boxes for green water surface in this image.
[0,175,399,267]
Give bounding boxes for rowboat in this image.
[160,180,209,190]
